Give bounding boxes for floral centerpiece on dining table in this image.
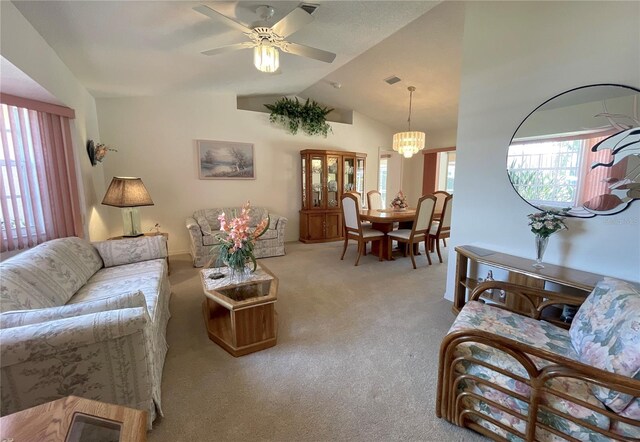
[214,202,269,280]
[390,191,409,211]
[527,208,568,269]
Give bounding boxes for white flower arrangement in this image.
[527,209,568,238]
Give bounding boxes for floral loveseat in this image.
[186,206,287,267]
[437,278,640,441]
[0,236,170,428]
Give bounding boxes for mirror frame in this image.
[507,83,640,217]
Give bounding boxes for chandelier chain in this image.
[407,88,413,131]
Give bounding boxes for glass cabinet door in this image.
[326,155,340,209]
[310,156,324,209]
[356,157,366,203]
[343,157,355,193]
[301,156,307,209]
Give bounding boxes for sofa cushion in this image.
[0,237,103,312]
[0,291,146,329]
[202,226,276,247]
[194,207,269,231]
[202,234,218,246]
[450,300,577,356]
[195,215,213,235]
[93,235,167,268]
[569,277,640,412]
[67,259,167,324]
[612,397,640,438]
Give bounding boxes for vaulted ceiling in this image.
[11,0,464,135]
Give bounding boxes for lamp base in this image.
[121,207,143,237]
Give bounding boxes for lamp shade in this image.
[102,177,154,208]
[392,131,426,158]
[254,43,279,73]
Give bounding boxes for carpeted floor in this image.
[149,241,486,442]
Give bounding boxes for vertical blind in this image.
[0,95,82,252]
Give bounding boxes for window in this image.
[1,104,47,248]
[0,97,82,253]
[436,151,456,192]
[378,156,388,206]
[508,140,583,208]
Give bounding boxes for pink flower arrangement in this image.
[390,191,409,210]
[216,201,269,272]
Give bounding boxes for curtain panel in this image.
[0,96,82,252]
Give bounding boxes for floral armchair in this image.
[437,277,640,441]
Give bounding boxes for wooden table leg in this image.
[370,222,394,260]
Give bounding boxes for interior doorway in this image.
[422,147,456,195]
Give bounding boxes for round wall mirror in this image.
[507,84,639,217]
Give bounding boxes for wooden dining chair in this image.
[367,190,383,210]
[341,193,384,266]
[428,194,453,263]
[386,194,436,269]
[433,191,451,221]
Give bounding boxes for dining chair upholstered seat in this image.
[386,194,436,269]
[341,193,384,266]
[428,194,453,263]
[367,190,383,210]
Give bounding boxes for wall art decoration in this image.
[197,140,255,180]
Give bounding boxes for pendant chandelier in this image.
[392,86,425,158]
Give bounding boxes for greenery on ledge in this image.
[265,97,334,137]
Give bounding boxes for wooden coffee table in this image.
[201,262,278,357]
[0,395,146,441]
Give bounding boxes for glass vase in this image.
[533,234,549,269]
[228,263,251,283]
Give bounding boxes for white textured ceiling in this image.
[10,0,463,137]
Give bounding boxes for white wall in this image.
[0,1,109,241]
[96,92,395,254]
[446,1,640,300]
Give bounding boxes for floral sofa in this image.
[186,206,287,267]
[0,236,170,428]
[437,277,640,441]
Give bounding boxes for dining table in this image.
[359,208,417,260]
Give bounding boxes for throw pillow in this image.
[93,235,167,268]
[569,277,640,412]
[196,215,213,235]
[0,290,146,329]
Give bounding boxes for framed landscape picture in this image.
[197,140,255,180]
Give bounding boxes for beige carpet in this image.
[149,241,486,442]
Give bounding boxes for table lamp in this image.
[102,177,154,237]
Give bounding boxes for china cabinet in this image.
[300,149,366,243]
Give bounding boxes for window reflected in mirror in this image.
[507,84,639,217]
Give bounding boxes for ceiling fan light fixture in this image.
[254,42,279,73]
[392,86,425,158]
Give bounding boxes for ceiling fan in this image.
[193,4,337,73]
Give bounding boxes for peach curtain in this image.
[0,97,82,252]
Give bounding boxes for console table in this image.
[453,245,607,316]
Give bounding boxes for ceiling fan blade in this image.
[193,5,252,34]
[201,42,254,56]
[281,42,336,63]
[271,8,314,38]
